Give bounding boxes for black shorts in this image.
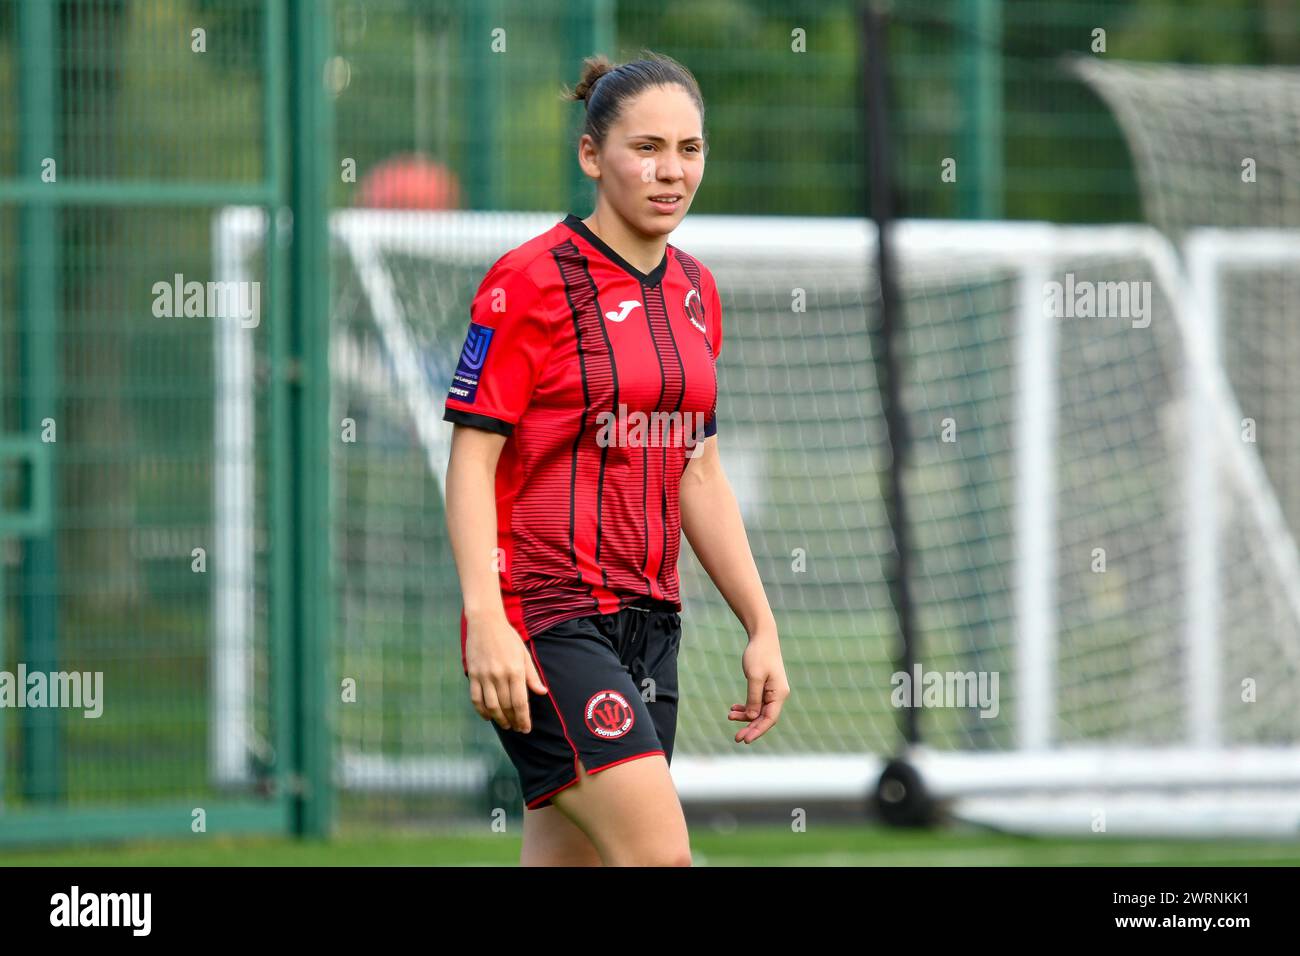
[485,601,682,810]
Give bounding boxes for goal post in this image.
[212,209,1300,834]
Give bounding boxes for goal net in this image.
[212,207,1300,835]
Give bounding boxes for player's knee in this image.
[613,842,691,867]
[648,846,692,867]
[522,849,602,867]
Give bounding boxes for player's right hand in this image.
[465,616,548,733]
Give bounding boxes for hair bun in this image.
[571,54,617,103]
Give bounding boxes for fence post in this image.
[958,0,1003,219]
[289,0,335,838]
[18,0,61,807]
[566,0,616,214]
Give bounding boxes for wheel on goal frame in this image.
[873,757,937,828]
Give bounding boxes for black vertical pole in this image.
[862,3,918,747]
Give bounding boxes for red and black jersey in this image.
[444,213,723,669]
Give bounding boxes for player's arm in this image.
[444,424,547,734]
[680,436,790,744]
[444,426,508,625]
[679,436,776,640]
[443,265,556,733]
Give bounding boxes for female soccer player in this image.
[443,51,790,867]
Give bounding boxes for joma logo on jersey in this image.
[449,322,495,403]
[684,288,707,334]
[584,689,635,738]
[604,300,641,323]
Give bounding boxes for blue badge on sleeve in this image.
[448,322,495,404]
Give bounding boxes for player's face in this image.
[588,85,705,238]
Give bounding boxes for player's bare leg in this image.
[549,755,691,866]
[519,803,602,866]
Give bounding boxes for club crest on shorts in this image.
[584,689,635,739]
[684,288,707,335]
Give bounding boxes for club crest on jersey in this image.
[684,288,707,335]
[448,322,495,404]
[584,689,635,739]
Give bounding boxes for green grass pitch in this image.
[4,824,1298,867]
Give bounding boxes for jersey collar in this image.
[562,213,669,286]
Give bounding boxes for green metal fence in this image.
[327,0,1298,223]
[1,0,1295,845]
[0,0,332,846]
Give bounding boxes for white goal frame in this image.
[211,209,1300,835]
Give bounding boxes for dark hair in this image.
[564,51,706,155]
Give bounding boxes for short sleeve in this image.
[443,266,555,437]
[702,274,722,438]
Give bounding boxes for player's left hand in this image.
[729,631,790,744]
